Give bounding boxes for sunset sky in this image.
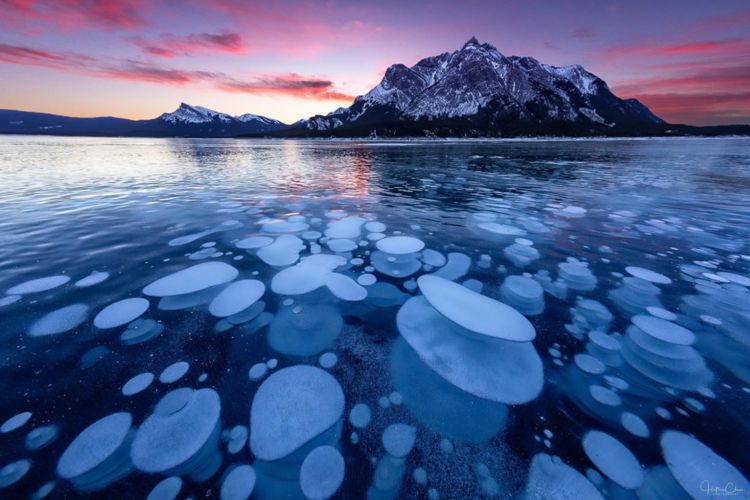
[0,0,748,125]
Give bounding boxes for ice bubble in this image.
[559,205,587,218]
[28,304,88,337]
[0,459,31,489]
[325,273,367,301]
[33,481,55,499]
[208,279,265,318]
[227,426,249,454]
[716,271,750,287]
[582,430,643,490]
[523,453,603,500]
[382,424,416,458]
[376,236,425,255]
[57,412,133,491]
[589,385,622,407]
[420,249,446,267]
[188,247,218,260]
[574,354,605,375]
[268,303,342,357]
[299,446,345,499]
[609,277,663,317]
[120,319,163,345]
[0,295,20,307]
[75,271,110,288]
[430,252,471,281]
[661,431,748,498]
[144,262,238,297]
[499,275,544,316]
[147,476,182,500]
[169,230,213,246]
[319,352,338,369]
[94,298,149,329]
[365,221,386,233]
[568,299,613,338]
[225,299,265,325]
[250,365,344,461]
[418,275,535,341]
[620,412,650,438]
[477,222,526,237]
[272,256,346,296]
[390,338,508,443]
[371,251,422,278]
[398,296,543,404]
[7,275,69,295]
[1,411,31,433]
[261,221,309,233]
[357,273,377,286]
[303,231,323,241]
[221,464,256,500]
[413,467,427,485]
[631,315,695,345]
[646,306,677,321]
[241,311,273,336]
[132,388,221,480]
[236,236,273,249]
[327,239,357,252]
[325,216,365,239]
[159,361,189,384]
[504,243,541,268]
[258,235,305,266]
[367,232,386,241]
[248,363,268,381]
[558,261,597,291]
[625,266,672,285]
[122,372,154,396]
[349,404,372,428]
[700,314,722,326]
[462,279,483,293]
[25,425,59,450]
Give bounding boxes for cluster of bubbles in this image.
[1,194,748,499]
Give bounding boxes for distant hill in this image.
[0,103,286,138]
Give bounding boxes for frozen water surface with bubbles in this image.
[0,136,749,498]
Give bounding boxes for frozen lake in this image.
[0,136,748,498]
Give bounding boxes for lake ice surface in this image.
[0,136,748,498]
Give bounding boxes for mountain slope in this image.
[283,37,674,137]
[0,104,285,137]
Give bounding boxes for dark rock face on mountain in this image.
[287,38,673,137]
[0,103,285,138]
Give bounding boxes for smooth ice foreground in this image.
[1,137,749,498]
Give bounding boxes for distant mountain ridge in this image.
[0,103,285,137]
[2,38,749,138]
[283,37,671,137]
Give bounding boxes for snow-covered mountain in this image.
[159,103,284,133]
[0,104,286,137]
[291,37,666,137]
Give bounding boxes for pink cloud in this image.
[0,42,352,101]
[218,73,354,101]
[1,0,149,30]
[132,32,248,58]
[601,38,750,60]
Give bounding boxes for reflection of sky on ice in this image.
[0,136,749,497]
